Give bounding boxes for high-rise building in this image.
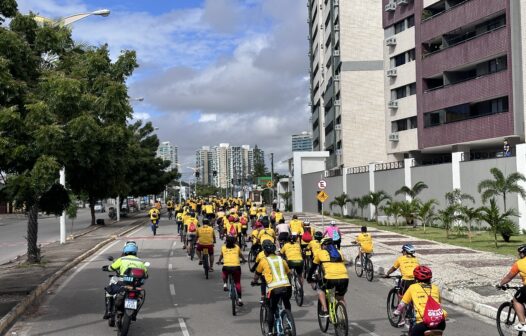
[156,141,178,171]
[308,0,392,169]
[195,146,213,185]
[292,132,313,152]
[383,0,526,163]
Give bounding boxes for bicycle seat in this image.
[424,331,443,336]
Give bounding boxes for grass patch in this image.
[337,217,522,256]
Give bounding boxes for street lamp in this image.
[33,9,111,27]
[187,166,202,197]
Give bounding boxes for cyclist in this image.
[257,219,276,245]
[354,226,373,263]
[280,235,304,285]
[384,244,419,294]
[307,231,323,259]
[289,215,304,240]
[498,244,526,331]
[249,205,258,226]
[276,218,290,248]
[148,206,160,222]
[394,266,447,335]
[196,218,216,272]
[217,235,247,306]
[239,212,249,247]
[323,220,343,249]
[204,202,215,221]
[308,237,348,317]
[175,211,184,236]
[300,220,314,251]
[251,240,292,336]
[166,199,174,220]
[184,212,198,252]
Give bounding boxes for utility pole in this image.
[270,153,274,206]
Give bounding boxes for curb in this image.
[0,218,148,335]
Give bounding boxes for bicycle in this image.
[317,286,349,336]
[202,248,210,279]
[386,275,404,327]
[302,247,312,279]
[248,244,262,272]
[168,208,173,220]
[254,283,296,336]
[240,234,247,251]
[290,269,304,307]
[217,262,243,316]
[187,235,196,260]
[496,285,525,336]
[354,251,374,282]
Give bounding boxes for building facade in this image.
[195,146,213,185]
[156,141,178,171]
[292,131,313,152]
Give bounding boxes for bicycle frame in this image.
[326,288,338,324]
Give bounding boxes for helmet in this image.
[518,244,526,255]
[361,226,367,233]
[330,220,336,226]
[402,244,416,255]
[314,231,323,241]
[304,220,311,226]
[226,235,236,244]
[202,218,210,225]
[262,240,276,254]
[413,265,433,281]
[321,237,333,246]
[123,242,138,256]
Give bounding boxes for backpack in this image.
[420,285,445,328]
[229,224,237,236]
[326,244,342,262]
[188,222,197,232]
[332,229,340,241]
[240,217,248,226]
[302,231,312,243]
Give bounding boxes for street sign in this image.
[318,179,327,190]
[317,191,329,203]
[266,181,274,188]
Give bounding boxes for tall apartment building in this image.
[156,141,178,171]
[292,132,313,152]
[383,0,526,163]
[195,146,213,185]
[308,0,392,169]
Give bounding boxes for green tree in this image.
[329,193,351,216]
[352,196,370,220]
[478,167,526,211]
[434,204,463,239]
[460,206,482,242]
[479,199,518,247]
[366,191,391,222]
[382,200,402,226]
[417,199,438,232]
[445,188,475,206]
[66,194,78,235]
[395,181,428,199]
[399,199,421,227]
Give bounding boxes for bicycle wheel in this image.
[365,258,374,282]
[497,301,522,336]
[386,288,402,327]
[334,302,349,336]
[317,299,329,332]
[248,250,256,272]
[190,242,195,260]
[354,256,363,277]
[230,278,237,316]
[294,276,304,307]
[260,303,270,335]
[281,309,297,336]
[203,255,209,279]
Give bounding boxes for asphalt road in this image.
[8,221,496,336]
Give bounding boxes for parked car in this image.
[94,201,106,213]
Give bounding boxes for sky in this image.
[16,0,310,179]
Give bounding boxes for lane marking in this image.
[170,284,175,296]
[169,263,173,271]
[350,322,381,336]
[172,241,177,249]
[170,250,174,257]
[178,317,190,336]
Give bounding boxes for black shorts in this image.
[400,279,415,294]
[278,232,290,242]
[241,227,248,234]
[287,261,304,276]
[320,278,349,297]
[515,285,526,304]
[411,320,446,336]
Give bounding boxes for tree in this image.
[66,194,78,235]
[434,204,463,239]
[352,196,370,220]
[398,200,421,227]
[279,191,292,211]
[460,206,482,242]
[382,200,402,226]
[479,199,518,247]
[329,193,351,216]
[478,167,526,211]
[253,144,267,178]
[417,199,438,232]
[445,188,475,206]
[366,191,391,222]
[395,181,428,199]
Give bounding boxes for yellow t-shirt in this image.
[251,230,261,244]
[258,228,275,243]
[166,201,174,209]
[510,258,526,284]
[313,249,348,280]
[393,255,419,280]
[204,205,214,214]
[148,208,159,220]
[197,226,215,245]
[176,212,184,222]
[280,242,303,262]
[221,245,241,267]
[307,240,321,258]
[184,215,196,227]
[225,222,241,236]
[250,207,257,215]
[275,212,284,222]
[356,233,374,253]
[289,219,304,236]
[256,256,291,290]
[255,250,266,263]
[402,283,447,324]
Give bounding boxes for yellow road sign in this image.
[317,191,329,203]
[266,181,273,188]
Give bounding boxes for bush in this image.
[499,220,519,242]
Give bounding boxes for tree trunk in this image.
[89,198,96,226]
[503,193,507,212]
[27,203,40,263]
[494,231,498,248]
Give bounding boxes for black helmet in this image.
[226,235,236,245]
[262,240,276,254]
[519,244,526,255]
[361,226,367,233]
[202,218,210,225]
[314,231,323,241]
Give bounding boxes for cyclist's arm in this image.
[499,263,519,286]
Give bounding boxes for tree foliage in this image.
[395,181,428,199]
[329,193,351,216]
[478,167,526,211]
[479,199,518,247]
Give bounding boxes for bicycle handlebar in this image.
[496,284,522,290]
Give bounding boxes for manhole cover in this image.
[373,234,406,239]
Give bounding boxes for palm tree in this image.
[366,191,391,222]
[445,188,475,206]
[395,181,428,199]
[460,206,482,242]
[479,199,518,247]
[478,167,526,211]
[399,200,421,227]
[329,193,352,217]
[353,196,370,220]
[346,197,357,217]
[417,199,438,233]
[279,191,292,211]
[434,204,463,239]
[382,200,402,226]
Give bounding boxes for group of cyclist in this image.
[147,196,526,336]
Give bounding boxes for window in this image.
[394,20,405,34]
[391,83,415,100]
[407,16,415,29]
[392,116,418,132]
[407,49,416,62]
[488,57,507,73]
[409,116,417,129]
[393,16,414,34]
[409,83,417,95]
[393,53,406,67]
[325,121,334,135]
[395,86,407,99]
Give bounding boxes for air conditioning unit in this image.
[336,149,342,156]
[320,4,323,10]
[333,50,340,56]
[334,24,340,31]
[334,74,341,81]
[334,0,339,5]
[386,68,398,77]
[397,0,409,5]
[385,2,396,11]
[335,124,342,131]
[386,37,397,46]
[389,133,400,142]
[388,100,399,109]
[334,100,341,106]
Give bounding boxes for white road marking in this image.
[170,250,174,257]
[350,322,381,336]
[178,317,190,336]
[170,284,175,296]
[172,241,177,249]
[169,263,173,271]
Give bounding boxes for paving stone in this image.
[379,240,437,246]
[453,259,512,268]
[417,248,478,255]
[370,234,406,239]
[470,285,503,297]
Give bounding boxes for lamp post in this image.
[187,166,201,197]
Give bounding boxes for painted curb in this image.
[0,218,148,335]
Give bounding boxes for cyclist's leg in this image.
[411,320,446,336]
[267,289,280,331]
[209,246,215,271]
[513,286,526,323]
[196,244,202,262]
[260,277,267,302]
[296,263,304,285]
[221,267,229,290]
[334,279,349,305]
[318,281,328,313]
[282,286,292,310]
[233,267,242,303]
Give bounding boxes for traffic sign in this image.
[266,181,274,188]
[317,191,329,203]
[318,180,327,190]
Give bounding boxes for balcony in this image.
[422,70,510,112]
[420,0,506,42]
[421,26,507,78]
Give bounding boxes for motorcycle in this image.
[102,257,150,336]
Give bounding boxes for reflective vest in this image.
[266,255,289,289]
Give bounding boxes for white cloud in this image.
[198,113,217,123]
[133,112,151,120]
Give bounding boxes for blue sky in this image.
[16,0,310,178]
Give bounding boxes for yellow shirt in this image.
[255,250,266,264]
[256,256,291,291]
[393,255,419,280]
[110,255,148,276]
[258,228,276,243]
[176,212,184,221]
[184,215,196,227]
[307,240,321,258]
[148,208,159,220]
[251,229,261,244]
[313,249,349,280]
[402,283,447,324]
[221,245,241,267]
[197,226,215,245]
[274,212,284,222]
[356,233,374,253]
[510,258,526,284]
[204,205,214,214]
[250,207,257,215]
[225,222,241,236]
[289,219,304,235]
[280,242,303,262]
[166,201,174,209]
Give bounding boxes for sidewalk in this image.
[0,212,150,334]
[298,212,517,320]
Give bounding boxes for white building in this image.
[156,141,178,171]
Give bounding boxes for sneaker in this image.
[102,312,110,320]
[259,297,265,304]
[223,284,228,291]
[514,323,526,332]
[198,261,203,265]
[209,268,214,272]
[319,310,329,318]
[237,299,244,307]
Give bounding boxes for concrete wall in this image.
[412,163,452,208]
[325,175,344,215]
[347,172,371,218]
[302,171,322,213]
